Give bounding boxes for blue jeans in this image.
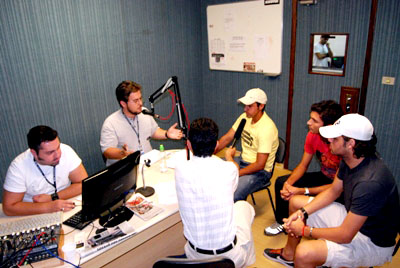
[233,158,271,202]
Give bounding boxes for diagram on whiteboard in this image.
[207,0,283,76]
[210,38,226,66]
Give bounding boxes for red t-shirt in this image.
[304,132,341,179]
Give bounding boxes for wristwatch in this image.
[51,192,59,201]
[300,207,308,220]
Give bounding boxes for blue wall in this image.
[0,0,203,202]
[1,0,399,202]
[200,0,400,185]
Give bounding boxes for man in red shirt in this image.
[264,100,343,236]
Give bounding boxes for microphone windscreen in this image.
[142,109,152,115]
[234,119,246,139]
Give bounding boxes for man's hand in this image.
[285,209,305,228]
[281,181,294,200]
[225,147,240,170]
[283,214,305,238]
[32,194,52,203]
[52,200,76,213]
[121,144,133,156]
[281,182,304,200]
[166,123,183,140]
[225,147,236,161]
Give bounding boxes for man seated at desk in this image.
[175,118,256,268]
[100,80,183,166]
[2,125,88,216]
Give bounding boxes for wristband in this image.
[51,192,59,201]
[300,207,309,220]
[304,187,310,195]
[309,227,314,238]
[302,225,306,237]
[165,131,169,139]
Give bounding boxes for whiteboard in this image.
[206,0,284,76]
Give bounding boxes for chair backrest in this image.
[152,257,235,268]
[275,137,286,164]
[270,137,286,175]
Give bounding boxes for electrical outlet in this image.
[382,76,395,85]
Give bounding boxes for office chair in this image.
[152,256,235,268]
[249,137,286,218]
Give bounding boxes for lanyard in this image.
[122,110,143,151]
[34,160,57,193]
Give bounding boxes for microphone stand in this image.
[135,159,155,197]
[148,76,190,160]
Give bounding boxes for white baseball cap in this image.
[319,113,374,141]
[237,88,267,105]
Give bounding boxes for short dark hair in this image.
[310,100,344,126]
[343,133,377,159]
[27,125,58,153]
[321,34,330,39]
[115,80,142,106]
[256,102,265,112]
[188,118,219,157]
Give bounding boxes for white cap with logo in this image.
[319,113,374,141]
[237,88,267,105]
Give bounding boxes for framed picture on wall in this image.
[309,33,349,76]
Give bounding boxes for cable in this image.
[0,234,46,268]
[37,241,80,268]
[18,232,45,266]
[158,90,176,121]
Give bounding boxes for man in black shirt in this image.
[264,113,399,268]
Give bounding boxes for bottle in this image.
[159,144,167,173]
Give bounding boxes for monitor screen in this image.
[81,151,140,227]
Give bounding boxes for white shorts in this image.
[307,198,394,268]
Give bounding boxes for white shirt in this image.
[100,109,159,166]
[175,155,238,249]
[4,144,82,202]
[313,42,331,67]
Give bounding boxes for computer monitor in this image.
[81,151,140,228]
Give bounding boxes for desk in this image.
[0,150,186,268]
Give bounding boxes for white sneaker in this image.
[264,222,284,236]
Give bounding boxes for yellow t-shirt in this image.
[232,112,278,172]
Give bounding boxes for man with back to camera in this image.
[215,88,279,202]
[265,100,344,236]
[264,113,400,268]
[100,80,183,166]
[3,125,88,216]
[175,118,256,268]
[313,34,333,67]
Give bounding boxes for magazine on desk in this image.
[126,193,164,221]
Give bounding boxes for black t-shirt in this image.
[337,156,400,247]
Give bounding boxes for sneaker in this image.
[264,248,294,267]
[264,222,284,236]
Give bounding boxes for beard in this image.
[37,155,60,166]
[127,105,141,116]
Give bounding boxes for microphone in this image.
[135,159,155,197]
[142,107,160,118]
[231,119,246,148]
